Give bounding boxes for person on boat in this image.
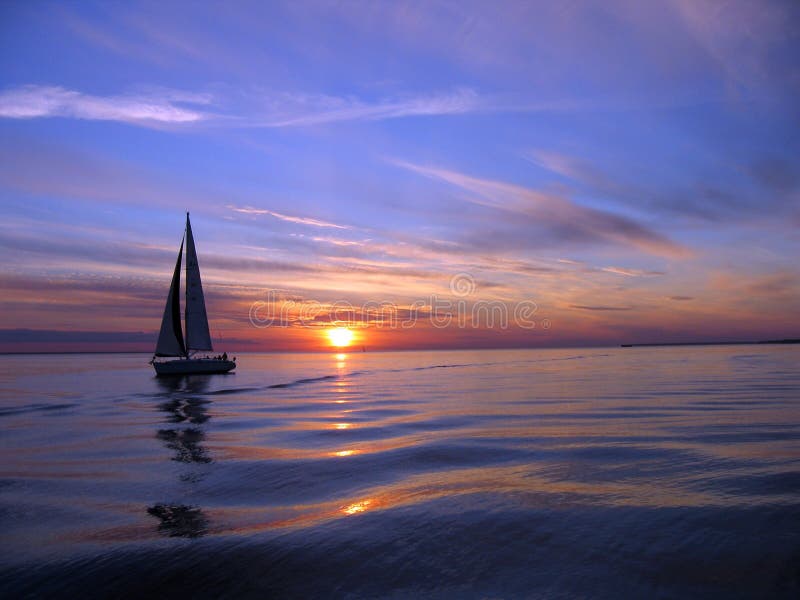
[222,352,227,361]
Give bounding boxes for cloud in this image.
[526,149,614,189]
[745,272,798,296]
[226,204,351,229]
[525,148,795,224]
[252,88,483,127]
[0,84,488,128]
[0,228,327,279]
[669,295,694,301]
[0,328,155,344]
[0,226,451,299]
[601,267,665,277]
[1,80,723,134]
[710,269,800,312]
[570,305,634,311]
[392,160,690,257]
[311,236,364,247]
[0,85,211,124]
[0,82,588,131]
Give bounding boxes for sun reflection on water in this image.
[332,450,357,457]
[342,499,372,515]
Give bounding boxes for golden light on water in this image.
[326,327,354,348]
[333,450,356,457]
[334,423,351,430]
[342,499,372,515]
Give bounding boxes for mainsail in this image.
[155,238,186,357]
[184,213,213,352]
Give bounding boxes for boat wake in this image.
[267,375,339,389]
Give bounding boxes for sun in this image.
[326,327,354,348]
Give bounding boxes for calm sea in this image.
[0,346,798,598]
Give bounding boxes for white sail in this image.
[155,238,186,357]
[184,213,213,352]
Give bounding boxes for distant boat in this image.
[151,213,235,376]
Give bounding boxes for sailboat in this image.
[151,213,236,376]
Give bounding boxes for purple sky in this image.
[0,1,798,352]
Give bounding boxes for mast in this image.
[184,212,214,353]
[154,237,187,357]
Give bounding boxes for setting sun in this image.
[326,327,354,348]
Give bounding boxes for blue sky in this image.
[0,0,798,351]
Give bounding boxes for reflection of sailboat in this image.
[151,213,235,375]
[157,428,211,464]
[155,373,211,396]
[156,375,212,424]
[147,503,208,538]
[148,375,212,537]
[156,375,212,463]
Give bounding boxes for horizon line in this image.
[2,338,799,356]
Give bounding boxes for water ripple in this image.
[1,346,799,597]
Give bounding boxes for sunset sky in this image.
[1,0,798,352]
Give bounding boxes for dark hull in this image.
[153,358,236,376]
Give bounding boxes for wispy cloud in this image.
[0,85,211,124]
[570,304,634,311]
[526,147,799,224]
[744,272,798,296]
[601,266,665,277]
[226,204,351,229]
[2,82,668,132]
[392,160,691,258]
[251,88,482,127]
[526,149,613,188]
[0,84,491,129]
[311,236,364,247]
[0,328,155,344]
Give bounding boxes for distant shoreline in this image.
[620,339,800,348]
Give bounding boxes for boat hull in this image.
[153,358,236,376]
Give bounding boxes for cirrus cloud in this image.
[0,84,488,128]
[0,85,211,124]
[392,160,691,258]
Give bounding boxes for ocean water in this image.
[0,346,798,598]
